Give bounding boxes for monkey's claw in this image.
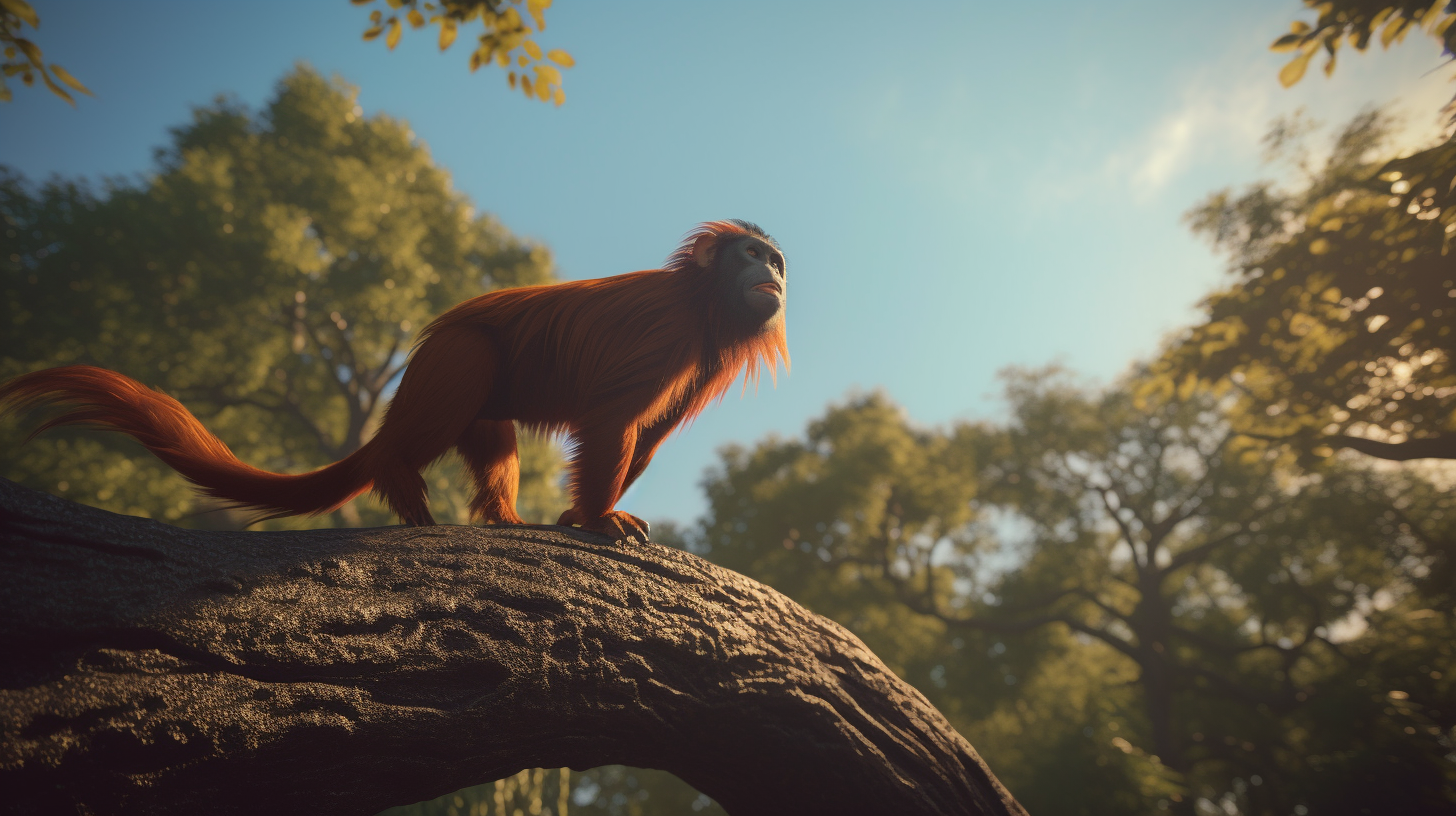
[558,508,650,544]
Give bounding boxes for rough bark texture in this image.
[0,479,1025,816]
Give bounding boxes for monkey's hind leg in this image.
[457,419,525,525]
[366,326,497,526]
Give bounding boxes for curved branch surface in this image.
[0,479,1023,816]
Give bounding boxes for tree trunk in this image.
[0,479,1024,816]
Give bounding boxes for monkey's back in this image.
[422,270,711,431]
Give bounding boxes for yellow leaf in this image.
[1289,20,1310,35]
[386,18,403,49]
[527,0,550,30]
[385,0,403,7]
[14,36,42,66]
[553,87,564,106]
[350,0,373,5]
[48,64,91,96]
[363,25,384,41]
[1278,49,1314,87]
[536,75,551,101]
[547,49,574,67]
[508,71,517,89]
[439,18,457,50]
[1308,238,1330,255]
[0,0,39,28]
[1381,17,1409,47]
[521,74,534,97]
[518,54,529,67]
[40,68,74,106]
[407,8,425,28]
[469,47,484,71]
[524,40,542,60]
[534,63,560,85]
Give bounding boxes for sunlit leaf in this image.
[1278,49,1314,87]
[438,18,457,50]
[13,37,42,66]
[0,0,40,28]
[527,0,551,31]
[48,64,91,96]
[553,87,564,106]
[386,17,403,50]
[362,25,384,41]
[521,74,533,97]
[523,40,542,61]
[39,67,73,105]
[546,49,574,67]
[534,63,560,85]
[407,9,425,29]
[1381,17,1410,47]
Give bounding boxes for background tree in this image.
[381,765,729,816]
[1155,111,1455,463]
[1156,0,1456,464]
[353,0,574,105]
[684,375,1456,815]
[0,65,564,527]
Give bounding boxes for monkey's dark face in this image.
[716,235,786,328]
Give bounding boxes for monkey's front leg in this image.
[558,421,650,543]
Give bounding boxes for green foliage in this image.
[0,0,91,104]
[1,64,565,526]
[1272,0,1456,87]
[377,766,725,816]
[1155,112,1456,463]
[354,0,573,105]
[686,374,1456,815]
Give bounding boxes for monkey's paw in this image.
[557,508,650,544]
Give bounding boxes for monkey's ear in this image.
[691,232,718,269]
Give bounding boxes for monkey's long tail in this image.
[0,366,371,521]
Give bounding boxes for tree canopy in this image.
[1155,112,1455,463]
[682,376,1456,815]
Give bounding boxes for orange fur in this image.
[1,221,788,536]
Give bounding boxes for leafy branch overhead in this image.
[1272,0,1456,87]
[354,0,574,105]
[0,0,90,104]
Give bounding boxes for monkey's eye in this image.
[747,247,760,258]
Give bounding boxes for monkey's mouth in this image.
[751,281,782,297]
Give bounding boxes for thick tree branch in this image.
[0,479,1023,816]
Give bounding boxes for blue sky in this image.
[3,1,1451,525]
